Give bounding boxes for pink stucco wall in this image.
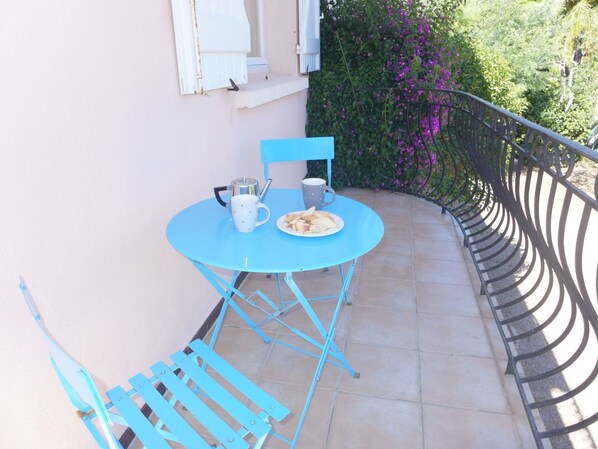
[0,1,308,447]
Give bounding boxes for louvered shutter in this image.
[298,0,321,73]
[171,0,250,94]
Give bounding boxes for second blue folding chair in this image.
[19,277,291,449]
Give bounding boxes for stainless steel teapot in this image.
[213,177,272,207]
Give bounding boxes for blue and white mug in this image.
[231,194,270,232]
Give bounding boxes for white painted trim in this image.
[234,72,309,109]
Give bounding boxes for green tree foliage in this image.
[453,34,528,115]
[556,0,598,130]
[458,0,562,91]
[457,0,598,144]
[306,0,461,188]
[529,65,598,141]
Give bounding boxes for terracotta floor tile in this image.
[415,282,480,317]
[259,333,341,389]
[374,230,414,257]
[414,258,471,285]
[414,238,465,261]
[361,252,414,280]
[477,291,494,320]
[373,191,413,210]
[411,206,455,225]
[410,197,441,211]
[211,326,274,378]
[258,382,336,449]
[418,313,493,357]
[421,352,509,413]
[295,269,345,298]
[327,393,423,449]
[222,295,282,333]
[423,404,520,449]
[485,317,510,361]
[502,372,528,417]
[338,188,376,207]
[355,276,415,310]
[338,342,420,402]
[348,305,417,350]
[276,297,352,341]
[412,222,460,241]
[374,201,412,220]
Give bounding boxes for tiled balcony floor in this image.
[208,189,537,449]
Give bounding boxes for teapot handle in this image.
[213,186,229,207]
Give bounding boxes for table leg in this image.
[338,264,350,304]
[191,261,272,348]
[283,266,357,377]
[192,258,359,449]
[283,258,359,449]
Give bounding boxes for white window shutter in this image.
[171,0,250,94]
[171,0,202,94]
[298,0,321,73]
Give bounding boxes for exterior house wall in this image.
[0,1,307,447]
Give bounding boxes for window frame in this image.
[245,0,268,70]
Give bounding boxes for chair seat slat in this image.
[106,385,171,449]
[171,350,272,438]
[129,373,213,449]
[150,361,250,449]
[189,340,290,422]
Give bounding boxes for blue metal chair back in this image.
[19,277,122,448]
[260,136,334,187]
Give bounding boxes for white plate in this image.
[276,211,344,237]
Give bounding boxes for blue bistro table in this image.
[166,188,384,448]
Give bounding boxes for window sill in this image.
[234,72,309,109]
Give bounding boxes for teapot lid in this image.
[231,177,258,187]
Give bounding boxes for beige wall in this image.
[0,1,307,447]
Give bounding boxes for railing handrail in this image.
[437,88,598,163]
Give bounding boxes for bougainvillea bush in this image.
[306,0,462,189]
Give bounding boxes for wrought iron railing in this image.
[312,88,598,448]
[400,89,597,449]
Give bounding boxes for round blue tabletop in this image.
[166,189,384,273]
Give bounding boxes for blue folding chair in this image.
[19,277,291,449]
[259,137,349,306]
